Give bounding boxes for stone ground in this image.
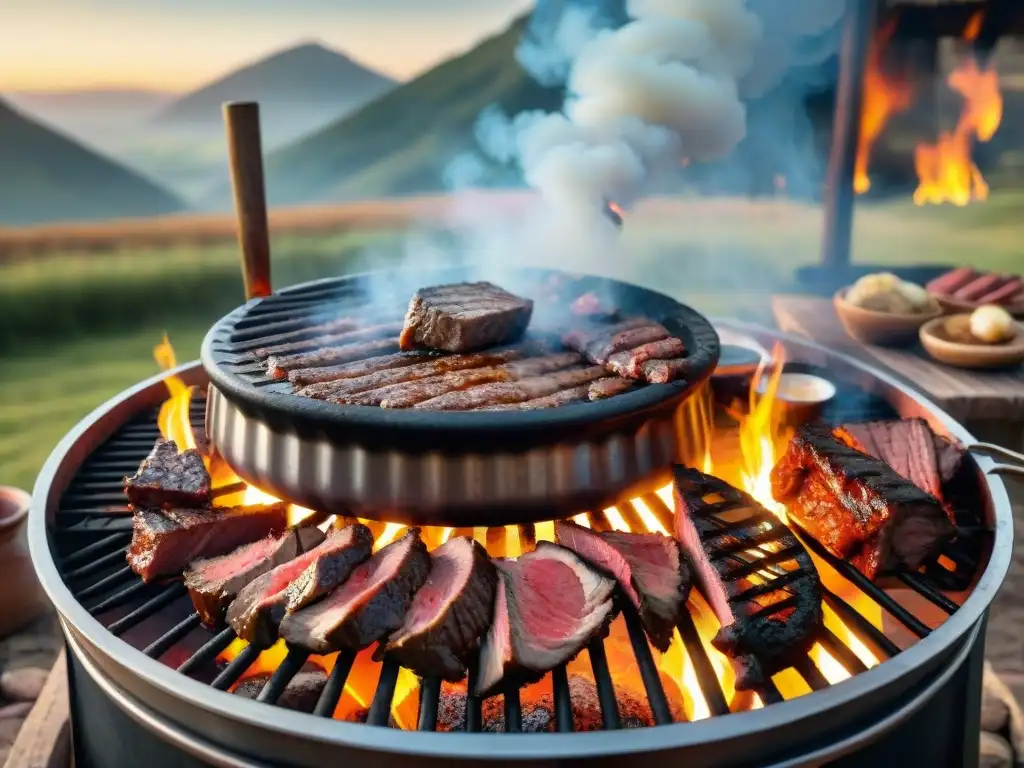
[0,611,62,765]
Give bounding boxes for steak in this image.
[398,282,534,353]
[554,520,690,652]
[227,523,374,646]
[414,366,608,411]
[770,425,955,580]
[279,528,430,654]
[475,542,616,696]
[673,466,822,690]
[123,439,211,509]
[185,525,325,627]
[288,351,439,388]
[607,337,686,379]
[127,503,288,583]
[266,339,399,379]
[297,347,534,400]
[378,537,498,681]
[638,358,692,384]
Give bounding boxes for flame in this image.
[154,334,199,452]
[854,18,912,195]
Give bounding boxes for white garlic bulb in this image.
[970,304,1015,344]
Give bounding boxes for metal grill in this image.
[53,394,987,733]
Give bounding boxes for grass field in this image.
[1,192,1022,492]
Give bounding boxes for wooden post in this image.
[820,0,884,268]
[224,102,272,300]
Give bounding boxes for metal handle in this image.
[967,442,1024,477]
[224,101,272,300]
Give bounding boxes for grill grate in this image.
[51,395,987,732]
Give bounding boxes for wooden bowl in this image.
[833,288,943,346]
[919,315,1024,369]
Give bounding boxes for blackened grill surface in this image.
[200,267,721,453]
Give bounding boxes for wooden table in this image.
[771,294,1024,434]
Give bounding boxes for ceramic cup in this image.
[0,487,49,637]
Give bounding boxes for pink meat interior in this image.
[602,532,676,598]
[674,488,734,625]
[195,536,281,583]
[506,557,585,644]
[256,528,354,604]
[556,523,639,607]
[311,534,412,629]
[400,539,467,635]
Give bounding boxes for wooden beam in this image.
[888,1,1024,41]
[3,651,71,768]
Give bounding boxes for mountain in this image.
[156,42,397,147]
[6,88,173,129]
[257,16,565,206]
[0,98,186,226]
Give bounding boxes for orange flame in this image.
[154,334,198,453]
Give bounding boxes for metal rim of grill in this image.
[28,323,1014,766]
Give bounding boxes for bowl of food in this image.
[926,268,1024,317]
[834,273,943,346]
[755,372,836,425]
[920,304,1024,369]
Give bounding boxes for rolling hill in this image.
[156,42,397,147]
[0,98,186,226]
[258,15,565,206]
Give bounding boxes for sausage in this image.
[927,267,976,296]
[975,277,1024,305]
[954,273,1007,301]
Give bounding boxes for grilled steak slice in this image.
[770,425,955,579]
[227,523,374,646]
[127,503,288,583]
[554,520,689,651]
[475,541,616,696]
[399,282,534,353]
[279,528,430,654]
[267,339,399,379]
[479,377,636,410]
[297,347,535,400]
[563,318,690,383]
[234,665,328,712]
[933,432,966,485]
[377,353,583,409]
[288,351,438,387]
[379,537,497,681]
[185,525,325,627]
[638,358,691,384]
[673,466,822,690]
[123,439,210,509]
[588,377,637,399]
[607,338,686,379]
[414,366,608,411]
[248,318,359,359]
[562,317,652,360]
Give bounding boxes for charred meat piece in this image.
[563,318,668,365]
[480,377,637,410]
[127,503,288,583]
[227,523,374,646]
[770,425,955,580]
[233,665,328,712]
[379,537,497,681]
[247,317,359,359]
[123,439,211,509]
[607,338,686,379]
[267,338,399,379]
[185,526,325,627]
[297,346,535,400]
[476,541,616,696]
[288,350,438,387]
[638,358,691,384]
[399,282,534,353]
[554,520,689,652]
[673,466,822,690]
[414,366,608,411]
[279,528,430,654]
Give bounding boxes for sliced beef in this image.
[933,432,966,485]
[233,665,328,712]
[297,347,534,400]
[588,377,637,399]
[378,537,497,681]
[227,523,374,646]
[266,338,399,379]
[475,542,615,696]
[770,425,955,580]
[127,503,288,583]
[638,358,691,384]
[478,377,636,410]
[279,528,430,654]
[563,318,689,383]
[607,338,686,379]
[554,520,689,652]
[399,282,534,353]
[288,350,438,387]
[673,466,822,690]
[248,318,359,359]
[413,366,608,411]
[562,318,654,362]
[123,439,211,509]
[185,526,325,627]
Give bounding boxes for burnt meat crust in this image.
[123,438,211,509]
[399,282,534,353]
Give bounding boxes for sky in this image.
[0,0,535,92]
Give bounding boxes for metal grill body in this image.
[30,325,1013,768]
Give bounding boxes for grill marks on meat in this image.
[379,537,497,681]
[279,528,430,654]
[399,282,534,353]
[227,523,374,646]
[770,425,955,580]
[414,365,608,411]
[476,542,616,696]
[477,377,636,410]
[554,520,690,652]
[563,317,689,383]
[267,338,399,379]
[288,351,439,388]
[673,466,822,691]
[123,439,210,509]
[185,526,324,627]
[296,347,535,400]
[127,503,288,583]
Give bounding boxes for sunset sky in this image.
[0,0,534,92]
